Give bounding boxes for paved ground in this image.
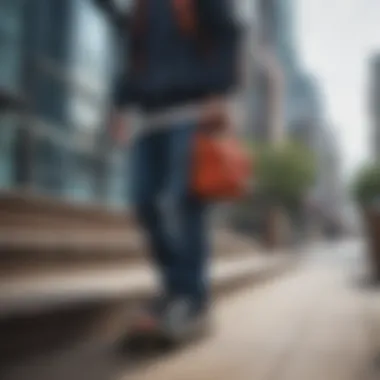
[122,239,380,380]
[0,253,294,380]
[2,239,380,380]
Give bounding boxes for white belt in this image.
[142,102,205,127]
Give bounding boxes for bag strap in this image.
[171,0,198,37]
[129,0,147,73]
[131,0,147,37]
[172,0,214,58]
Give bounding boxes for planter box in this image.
[263,207,290,250]
[363,208,380,280]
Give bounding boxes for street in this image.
[122,239,380,380]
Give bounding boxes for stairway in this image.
[0,190,292,380]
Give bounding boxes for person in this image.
[94,0,249,340]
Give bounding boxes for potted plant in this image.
[352,162,380,281]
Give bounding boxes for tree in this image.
[352,162,380,207]
[230,140,316,244]
[251,141,317,247]
[254,141,317,210]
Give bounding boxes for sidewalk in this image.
[120,242,380,380]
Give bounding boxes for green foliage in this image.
[252,141,316,207]
[352,162,380,205]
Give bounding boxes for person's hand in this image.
[200,96,232,134]
[109,110,129,146]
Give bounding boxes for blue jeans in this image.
[130,123,209,308]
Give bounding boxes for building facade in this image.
[0,0,130,208]
[314,126,343,228]
[290,73,324,150]
[0,0,26,187]
[369,53,380,158]
[259,0,298,129]
[252,0,286,143]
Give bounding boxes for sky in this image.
[296,0,380,179]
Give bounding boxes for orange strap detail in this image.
[171,0,198,37]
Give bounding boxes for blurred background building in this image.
[253,0,325,146]
[245,0,344,238]
[369,53,380,158]
[0,0,130,208]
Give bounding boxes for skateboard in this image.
[122,312,213,356]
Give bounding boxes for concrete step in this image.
[0,228,256,273]
[0,255,284,318]
[0,189,289,378]
[0,254,295,369]
[0,229,146,268]
[0,190,257,268]
[0,190,132,229]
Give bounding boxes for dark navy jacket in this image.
[94,0,243,112]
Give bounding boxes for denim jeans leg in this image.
[164,123,210,307]
[180,195,210,308]
[129,132,177,296]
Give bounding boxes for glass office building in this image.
[0,0,25,188]
[0,0,130,207]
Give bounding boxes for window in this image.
[69,0,114,136]
[0,0,24,93]
[66,151,97,203]
[33,67,71,127]
[66,0,132,207]
[0,0,24,38]
[0,114,18,188]
[107,149,129,208]
[0,36,22,92]
[34,134,70,196]
[0,1,25,189]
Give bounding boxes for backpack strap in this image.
[131,0,147,37]
[171,0,198,37]
[130,0,147,73]
[172,0,214,58]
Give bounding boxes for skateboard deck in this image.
[122,313,213,356]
